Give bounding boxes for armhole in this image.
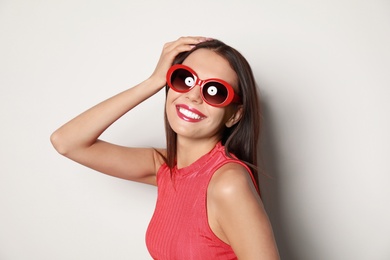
[204,160,260,247]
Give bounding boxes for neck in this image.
[176,137,220,169]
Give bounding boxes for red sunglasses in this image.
[166,64,241,107]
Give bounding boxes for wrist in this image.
[146,75,167,92]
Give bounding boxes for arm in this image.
[50,77,164,185]
[208,163,280,259]
[50,36,210,185]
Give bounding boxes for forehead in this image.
[182,49,238,88]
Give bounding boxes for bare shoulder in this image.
[207,163,280,259]
[208,162,259,201]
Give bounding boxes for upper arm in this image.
[63,139,165,185]
[208,163,279,259]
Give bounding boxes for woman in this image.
[51,36,279,259]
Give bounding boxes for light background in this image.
[1,0,389,259]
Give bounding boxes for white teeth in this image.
[179,107,203,119]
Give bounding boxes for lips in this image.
[176,104,206,122]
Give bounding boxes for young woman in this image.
[51,36,279,259]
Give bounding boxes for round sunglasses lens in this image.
[202,82,228,105]
[171,68,195,91]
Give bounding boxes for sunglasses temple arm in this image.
[232,94,242,104]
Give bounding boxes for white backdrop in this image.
[1,0,389,259]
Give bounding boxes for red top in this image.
[146,142,257,260]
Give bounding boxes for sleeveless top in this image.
[145,142,257,260]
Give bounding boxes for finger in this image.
[164,36,212,53]
[177,36,211,44]
[153,36,213,79]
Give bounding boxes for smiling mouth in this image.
[176,105,206,122]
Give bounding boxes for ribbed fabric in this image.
[146,142,257,260]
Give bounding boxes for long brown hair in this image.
[163,39,261,183]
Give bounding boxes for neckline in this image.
[173,142,222,177]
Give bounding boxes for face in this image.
[166,48,242,143]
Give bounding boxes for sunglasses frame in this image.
[166,64,241,107]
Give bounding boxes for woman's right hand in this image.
[149,36,211,89]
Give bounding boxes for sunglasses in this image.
[166,64,241,107]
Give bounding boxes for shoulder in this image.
[208,162,259,204]
[207,163,280,259]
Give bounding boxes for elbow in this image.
[50,130,69,156]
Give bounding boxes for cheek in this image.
[217,107,237,126]
[166,88,180,104]
[206,107,230,125]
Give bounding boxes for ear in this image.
[225,106,243,128]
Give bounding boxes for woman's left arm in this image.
[208,163,280,259]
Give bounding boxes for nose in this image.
[186,85,203,104]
